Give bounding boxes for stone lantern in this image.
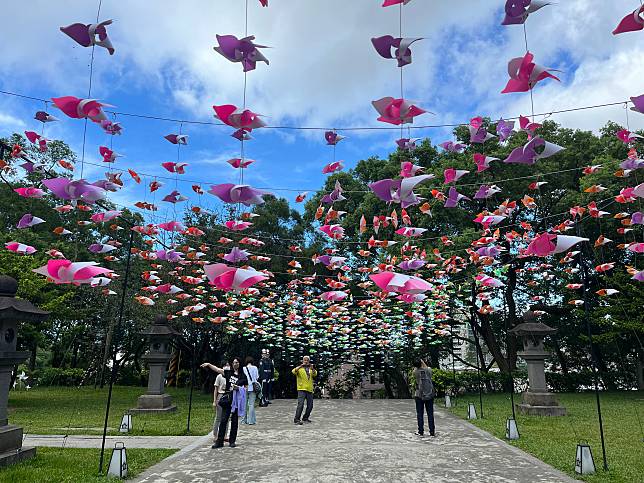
[130,315,179,413]
[509,310,566,416]
[0,275,49,466]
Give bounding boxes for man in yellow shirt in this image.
[292,356,317,425]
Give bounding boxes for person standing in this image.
[413,359,436,437]
[201,357,247,448]
[212,359,230,443]
[292,356,317,425]
[259,349,275,405]
[242,356,260,425]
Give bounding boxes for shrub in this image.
[38,367,85,386]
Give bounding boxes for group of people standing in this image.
[201,349,276,449]
[201,353,436,448]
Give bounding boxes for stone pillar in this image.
[0,275,49,466]
[509,311,566,417]
[130,315,178,413]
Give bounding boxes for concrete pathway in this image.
[23,434,201,450]
[133,399,577,483]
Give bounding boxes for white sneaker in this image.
[414,431,424,437]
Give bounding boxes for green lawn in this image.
[448,392,644,482]
[8,386,214,436]
[0,447,175,482]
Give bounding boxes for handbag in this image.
[245,367,262,393]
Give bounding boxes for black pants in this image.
[216,403,239,445]
[262,380,272,401]
[415,397,435,435]
[294,390,313,421]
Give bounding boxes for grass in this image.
[447,391,644,482]
[8,386,214,436]
[0,447,175,482]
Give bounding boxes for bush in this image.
[38,368,85,386]
[116,365,147,387]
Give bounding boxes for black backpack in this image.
[418,369,435,401]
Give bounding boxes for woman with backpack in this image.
[413,359,436,437]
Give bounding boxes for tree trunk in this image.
[29,343,37,371]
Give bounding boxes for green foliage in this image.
[0,447,175,483]
[449,392,644,483]
[37,367,86,386]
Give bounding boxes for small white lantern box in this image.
[108,442,128,478]
[506,418,520,440]
[119,413,132,433]
[467,402,477,420]
[444,395,452,408]
[575,442,596,475]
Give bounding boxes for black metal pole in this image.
[470,284,484,419]
[99,229,135,474]
[186,339,196,433]
[580,250,608,471]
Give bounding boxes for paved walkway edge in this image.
[439,410,579,482]
[22,434,203,450]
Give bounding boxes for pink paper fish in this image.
[209,184,269,206]
[164,134,188,145]
[24,131,48,152]
[325,131,345,145]
[371,36,423,67]
[319,224,345,240]
[214,35,269,72]
[631,94,644,114]
[213,105,266,130]
[474,153,499,172]
[444,187,470,208]
[34,111,58,123]
[501,52,559,93]
[322,161,344,174]
[475,274,504,288]
[400,161,423,178]
[204,263,269,292]
[224,247,250,263]
[395,227,427,237]
[225,220,253,231]
[320,291,348,302]
[100,120,122,135]
[613,5,644,35]
[372,97,427,125]
[227,158,256,169]
[503,137,564,165]
[158,221,186,232]
[91,211,121,223]
[88,243,117,254]
[439,141,466,153]
[99,146,120,163]
[502,0,550,26]
[51,96,110,123]
[397,259,426,271]
[496,119,515,141]
[382,0,413,6]
[444,168,469,184]
[33,260,113,285]
[397,138,420,151]
[162,191,188,204]
[60,19,115,54]
[469,117,497,144]
[5,242,36,255]
[161,162,188,174]
[42,178,106,204]
[369,175,434,208]
[370,271,432,295]
[17,213,45,229]
[13,187,43,198]
[473,185,502,200]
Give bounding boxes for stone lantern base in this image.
[0,425,35,467]
[130,394,177,413]
[516,391,567,417]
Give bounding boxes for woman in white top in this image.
[212,360,229,441]
[242,356,260,425]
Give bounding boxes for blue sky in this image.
[1,0,643,220]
